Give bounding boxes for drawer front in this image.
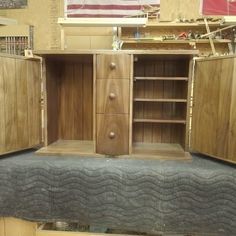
[96,54,130,79]
[96,79,130,114]
[96,114,129,155]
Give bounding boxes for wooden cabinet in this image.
[1,50,236,164]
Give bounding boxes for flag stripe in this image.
[67,9,145,15]
[68,5,143,10]
[67,0,159,6]
[202,0,236,15]
[66,0,160,18]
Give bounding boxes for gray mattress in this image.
[0,151,235,235]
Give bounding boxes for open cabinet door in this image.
[0,54,42,155]
[191,56,236,164]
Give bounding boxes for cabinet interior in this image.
[132,55,190,151]
[45,55,94,145]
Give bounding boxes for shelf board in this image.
[134,76,188,81]
[145,22,230,27]
[122,39,231,44]
[133,119,186,124]
[134,98,187,103]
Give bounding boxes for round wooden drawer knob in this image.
[110,62,116,70]
[109,92,116,100]
[109,132,116,139]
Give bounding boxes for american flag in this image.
[66,0,160,18]
[202,0,236,15]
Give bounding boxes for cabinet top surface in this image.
[34,49,199,56]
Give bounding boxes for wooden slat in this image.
[73,62,83,140]
[227,58,236,162]
[133,119,186,124]
[133,60,145,142]
[35,49,198,56]
[162,61,174,143]
[93,54,96,152]
[0,58,6,154]
[129,55,134,154]
[3,57,18,152]
[134,98,187,102]
[134,76,188,81]
[122,39,231,45]
[152,61,164,143]
[27,60,41,147]
[143,61,154,143]
[16,60,29,149]
[59,62,74,139]
[45,60,59,145]
[83,61,93,140]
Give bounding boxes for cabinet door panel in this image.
[96,79,129,114]
[96,114,129,155]
[96,54,130,79]
[228,60,236,162]
[0,56,41,155]
[191,57,235,163]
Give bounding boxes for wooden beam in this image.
[0,17,17,25]
[58,17,147,27]
[201,24,236,38]
[204,18,216,55]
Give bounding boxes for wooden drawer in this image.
[96,79,130,114]
[96,54,130,79]
[96,114,129,155]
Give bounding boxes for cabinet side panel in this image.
[27,60,42,147]
[46,60,59,144]
[0,58,6,154]
[83,61,94,140]
[191,58,233,160]
[228,58,236,162]
[59,57,93,140]
[215,59,233,158]
[16,60,29,149]
[3,58,18,152]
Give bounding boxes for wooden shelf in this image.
[133,119,186,124]
[134,76,188,81]
[134,98,187,103]
[122,39,231,44]
[146,22,230,27]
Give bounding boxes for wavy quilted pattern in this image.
[0,151,235,235]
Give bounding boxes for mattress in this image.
[0,151,235,235]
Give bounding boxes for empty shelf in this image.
[133,119,186,124]
[134,98,187,103]
[134,76,188,81]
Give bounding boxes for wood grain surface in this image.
[96,79,130,114]
[132,56,189,148]
[96,114,129,155]
[96,54,130,79]
[0,55,41,155]
[192,57,235,163]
